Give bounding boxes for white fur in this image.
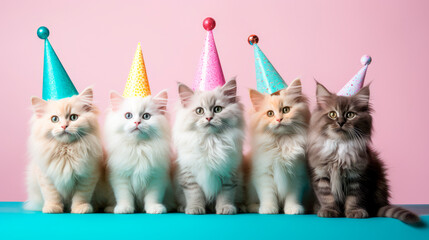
[104,91,172,214]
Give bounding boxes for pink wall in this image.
[1,0,428,203]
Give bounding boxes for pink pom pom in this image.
[203,17,216,31]
[361,55,372,65]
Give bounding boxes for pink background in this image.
[1,0,428,203]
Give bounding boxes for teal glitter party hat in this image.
[37,26,78,100]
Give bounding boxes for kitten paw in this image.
[346,208,369,218]
[247,203,260,213]
[284,204,304,215]
[259,204,279,214]
[42,203,64,214]
[216,205,237,215]
[71,203,93,214]
[114,204,135,214]
[185,206,206,215]
[317,208,341,218]
[104,206,114,213]
[146,204,167,214]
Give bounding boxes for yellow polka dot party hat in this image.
[123,43,151,98]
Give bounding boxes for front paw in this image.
[284,204,304,215]
[216,204,237,215]
[185,205,206,215]
[42,202,64,213]
[346,208,369,218]
[71,203,93,214]
[317,208,341,218]
[146,204,167,214]
[114,204,135,214]
[259,204,279,214]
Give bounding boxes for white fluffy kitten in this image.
[174,80,245,215]
[25,88,103,214]
[104,90,173,214]
[247,79,311,214]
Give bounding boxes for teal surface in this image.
[0,202,428,240]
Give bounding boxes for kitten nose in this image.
[61,125,68,129]
[134,121,141,125]
[337,121,345,127]
[206,117,213,122]
[276,118,283,122]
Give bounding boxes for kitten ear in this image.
[177,82,194,107]
[31,96,47,118]
[249,89,265,111]
[153,89,168,114]
[78,87,94,112]
[315,82,332,106]
[221,79,237,103]
[283,78,302,96]
[109,91,124,111]
[354,85,370,106]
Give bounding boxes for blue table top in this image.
[0,202,428,240]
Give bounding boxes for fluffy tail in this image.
[377,205,421,224]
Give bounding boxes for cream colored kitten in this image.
[104,90,173,214]
[247,79,311,214]
[25,88,103,214]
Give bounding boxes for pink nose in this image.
[134,121,141,125]
[276,118,283,122]
[206,117,213,122]
[61,125,67,129]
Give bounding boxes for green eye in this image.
[70,114,78,121]
[346,112,356,119]
[142,113,151,120]
[196,107,204,115]
[267,110,274,117]
[328,111,337,119]
[282,107,290,114]
[125,112,133,119]
[213,106,223,113]
[51,115,59,123]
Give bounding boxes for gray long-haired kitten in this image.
[307,82,420,224]
[173,79,245,215]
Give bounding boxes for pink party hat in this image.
[338,55,372,96]
[193,17,226,91]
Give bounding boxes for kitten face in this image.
[31,88,97,143]
[108,90,168,140]
[177,80,243,134]
[249,79,310,135]
[314,82,372,140]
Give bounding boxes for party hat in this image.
[37,26,78,100]
[248,35,288,94]
[123,43,151,98]
[193,17,225,91]
[337,55,372,96]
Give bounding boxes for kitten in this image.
[246,79,312,214]
[307,82,420,223]
[174,79,245,215]
[104,90,173,214]
[25,88,103,214]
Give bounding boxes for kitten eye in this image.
[196,107,204,115]
[328,111,337,119]
[125,112,133,119]
[142,113,151,120]
[51,115,59,123]
[346,112,356,119]
[70,114,78,121]
[282,107,290,114]
[213,106,223,113]
[267,110,274,117]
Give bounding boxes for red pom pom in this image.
[203,17,216,31]
[248,35,259,45]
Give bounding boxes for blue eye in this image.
[70,114,78,121]
[142,113,151,120]
[125,112,133,119]
[51,115,59,123]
